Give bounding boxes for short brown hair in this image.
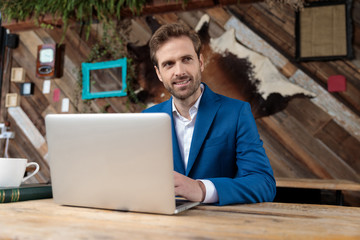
[149,23,201,67]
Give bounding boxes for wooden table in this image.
[1,199,360,239]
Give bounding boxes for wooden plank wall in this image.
[224,2,360,204]
[0,2,359,205]
[0,23,142,184]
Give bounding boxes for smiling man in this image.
[143,23,276,205]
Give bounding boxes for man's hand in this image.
[174,171,206,202]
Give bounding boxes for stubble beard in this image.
[166,73,201,101]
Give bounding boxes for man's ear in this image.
[155,66,163,82]
[199,54,204,72]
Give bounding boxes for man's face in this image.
[154,36,204,102]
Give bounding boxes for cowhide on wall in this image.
[127,16,314,119]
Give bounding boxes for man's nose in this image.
[174,63,185,76]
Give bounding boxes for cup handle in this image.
[22,162,40,182]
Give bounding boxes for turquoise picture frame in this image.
[81,58,127,99]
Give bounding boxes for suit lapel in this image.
[186,84,222,176]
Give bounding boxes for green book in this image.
[0,184,52,203]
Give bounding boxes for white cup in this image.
[0,158,40,188]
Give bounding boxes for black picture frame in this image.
[20,82,35,96]
[295,0,353,61]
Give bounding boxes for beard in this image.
[163,72,202,101]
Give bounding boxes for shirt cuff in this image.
[199,179,219,203]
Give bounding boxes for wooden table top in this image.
[1,199,360,239]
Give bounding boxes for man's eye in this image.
[163,62,173,68]
[183,57,192,62]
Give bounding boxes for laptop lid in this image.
[46,113,196,215]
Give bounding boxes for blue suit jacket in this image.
[143,83,276,205]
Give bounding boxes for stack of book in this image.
[0,184,52,203]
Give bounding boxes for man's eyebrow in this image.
[159,54,195,67]
[182,54,193,58]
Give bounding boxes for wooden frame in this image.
[81,58,127,100]
[5,93,20,107]
[11,68,26,82]
[36,44,64,79]
[295,0,353,61]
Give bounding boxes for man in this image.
[143,23,276,205]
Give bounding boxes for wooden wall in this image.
[1,1,359,205]
[225,2,360,205]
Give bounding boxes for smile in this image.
[174,79,190,85]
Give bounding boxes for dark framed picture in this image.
[20,82,35,96]
[295,0,353,61]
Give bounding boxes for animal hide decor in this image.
[127,15,314,118]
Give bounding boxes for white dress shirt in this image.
[172,84,219,203]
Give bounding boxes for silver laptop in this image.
[45,113,199,214]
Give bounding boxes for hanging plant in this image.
[0,0,146,40]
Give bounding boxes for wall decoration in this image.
[5,93,20,107]
[20,82,34,96]
[53,88,61,102]
[11,68,26,82]
[81,58,127,100]
[42,80,51,94]
[61,98,70,112]
[295,0,353,61]
[36,44,64,79]
[6,33,19,49]
[328,75,346,92]
[128,15,315,118]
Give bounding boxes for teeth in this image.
[175,80,190,85]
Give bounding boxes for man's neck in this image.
[173,101,193,120]
[173,86,202,120]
